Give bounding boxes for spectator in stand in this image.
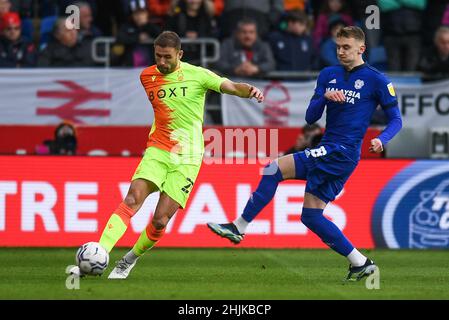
[38,17,95,67]
[422,0,449,47]
[312,0,353,50]
[0,11,36,67]
[345,0,380,48]
[10,0,32,13]
[115,0,161,67]
[284,123,322,155]
[320,18,347,67]
[75,1,102,41]
[0,0,12,32]
[167,0,216,65]
[170,0,216,16]
[219,0,284,39]
[443,3,449,25]
[215,18,275,77]
[52,121,77,155]
[94,0,125,36]
[268,10,316,71]
[0,0,11,17]
[379,0,427,71]
[211,0,224,17]
[38,121,78,155]
[283,0,307,11]
[418,26,449,79]
[345,0,375,22]
[147,0,171,25]
[147,0,223,20]
[37,0,97,18]
[8,0,33,40]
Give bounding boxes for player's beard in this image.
[158,62,176,74]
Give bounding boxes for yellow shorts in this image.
[132,147,202,208]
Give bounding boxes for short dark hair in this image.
[53,17,68,35]
[336,26,365,43]
[285,10,308,24]
[154,31,181,50]
[435,26,449,43]
[237,17,258,31]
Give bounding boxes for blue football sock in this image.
[241,162,284,222]
[301,207,354,256]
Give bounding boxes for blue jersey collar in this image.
[343,63,367,81]
[345,62,367,73]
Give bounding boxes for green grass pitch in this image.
[0,248,448,299]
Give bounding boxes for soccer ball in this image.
[76,242,109,276]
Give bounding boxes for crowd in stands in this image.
[0,0,448,78]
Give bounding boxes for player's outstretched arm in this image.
[220,80,264,103]
[370,106,402,153]
[370,77,402,153]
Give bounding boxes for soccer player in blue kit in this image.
[207,26,403,281]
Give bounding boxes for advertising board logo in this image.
[262,81,290,127]
[373,161,449,248]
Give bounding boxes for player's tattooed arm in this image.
[220,80,264,103]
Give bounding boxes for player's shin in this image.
[237,163,283,233]
[99,202,136,253]
[301,207,367,266]
[125,223,166,263]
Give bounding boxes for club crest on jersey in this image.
[354,79,364,89]
[177,70,184,81]
[152,75,156,82]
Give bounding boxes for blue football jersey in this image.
[312,63,398,161]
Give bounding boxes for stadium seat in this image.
[21,18,34,42]
[39,16,57,50]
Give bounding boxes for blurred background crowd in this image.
[0,0,448,79]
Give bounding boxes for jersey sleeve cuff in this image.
[381,101,398,109]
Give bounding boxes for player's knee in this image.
[123,195,137,209]
[262,162,283,182]
[300,212,312,227]
[124,190,145,210]
[300,208,323,228]
[151,217,168,230]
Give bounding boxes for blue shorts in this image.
[293,143,357,203]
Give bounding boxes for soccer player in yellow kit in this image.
[92,31,264,279]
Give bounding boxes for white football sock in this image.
[124,250,139,264]
[233,216,249,234]
[347,248,367,267]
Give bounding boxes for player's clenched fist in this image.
[369,138,384,153]
[249,86,264,103]
[325,90,346,103]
